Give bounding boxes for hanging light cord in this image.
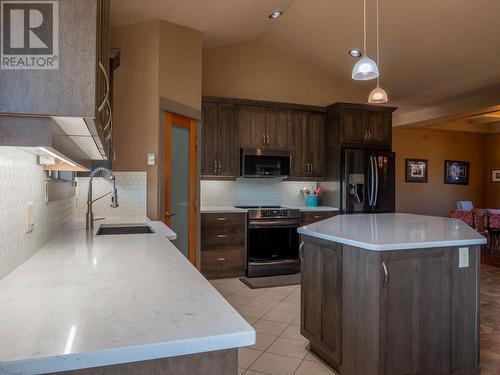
[376,0,380,86]
[363,0,367,52]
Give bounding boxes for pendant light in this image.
[368,0,388,103]
[352,0,379,80]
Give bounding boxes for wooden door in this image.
[265,108,290,150]
[239,106,266,149]
[164,113,197,265]
[289,110,308,177]
[217,104,240,178]
[366,111,392,146]
[307,112,326,178]
[342,108,367,144]
[201,103,218,176]
[379,249,451,375]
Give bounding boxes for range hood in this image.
[0,115,102,171]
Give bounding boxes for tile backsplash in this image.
[76,172,146,217]
[201,180,318,208]
[0,147,76,280]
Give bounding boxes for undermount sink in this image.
[96,224,155,235]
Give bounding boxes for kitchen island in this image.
[297,213,486,375]
[0,217,254,375]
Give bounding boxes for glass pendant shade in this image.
[368,85,389,103]
[352,56,379,80]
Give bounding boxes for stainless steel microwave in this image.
[240,149,291,178]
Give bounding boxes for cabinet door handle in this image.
[310,163,313,175]
[267,135,270,145]
[368,130,372,141]
[218,160,222,173]
[314,215,322,219]
[216,217,227,222]
[382,262,389,287]
[262,134,266,145]
[216,257,227,262]
[363,129,368,141]
[299,241,305,262]
[214,160,217,173]
[216,234,228,238]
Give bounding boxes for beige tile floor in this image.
[213,266,500,375]
[210,278,336,375]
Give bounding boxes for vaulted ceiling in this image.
[111,0,500,124]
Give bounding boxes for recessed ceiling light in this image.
[269,11,283,19]
[348,49,362,58]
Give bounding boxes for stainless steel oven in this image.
[236,206,301,277]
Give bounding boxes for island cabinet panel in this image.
[378,249,451,375]
[201,213,246,279]
[300,237,480,375]
[300,238,342,368]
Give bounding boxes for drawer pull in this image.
[216,234,228,238]
[314,216,322,219]
[216,217,227,221]
[382,262,389,288]
[299,241,305,262]
[217,257,227,262]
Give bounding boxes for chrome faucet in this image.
[86,167,119,230]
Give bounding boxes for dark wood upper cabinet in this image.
[201,103,239,179]
[201,103,218,176]
[239,106,266,149]
[289,110,308,177]
[289,110,326,179]
[330,103,396,149]
[217,104,240,177]
[265,108,290,151]
[308,112,326,178]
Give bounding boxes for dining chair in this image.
[457,201,474,210]
[488,210,500,251]
[472,209,490,251]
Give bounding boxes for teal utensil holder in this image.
[306,195,318,207]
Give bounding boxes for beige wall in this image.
[202,40,364,106]
[159,22,203,111]
[393,128,486,217]
[111,20,202,219]
[486,133,500,208]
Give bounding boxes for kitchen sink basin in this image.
[96,224,155,235]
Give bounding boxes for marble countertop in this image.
[298,213,487,251]
[201,206,339,213]
[0,217,255,374]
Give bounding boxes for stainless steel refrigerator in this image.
[342,148,395,213]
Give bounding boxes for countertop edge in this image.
[200,206,339,214]
[297,227,488,251]
[0,330,255,374]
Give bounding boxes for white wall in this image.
[0,147,75,280]
[201,180,318,208]
[76,172,147,218]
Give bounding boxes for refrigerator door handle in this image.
[369,156,375,207]
[374,156,379,207]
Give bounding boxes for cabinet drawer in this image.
[201,247,245,279]
[301,211,337,226]
[202,213,246,228]
[202,228,245,249]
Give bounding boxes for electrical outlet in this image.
[25,202,34,234]
[459,247,469,268]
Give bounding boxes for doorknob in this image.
[165,211,177,218]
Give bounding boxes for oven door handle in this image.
[248,220,300,228]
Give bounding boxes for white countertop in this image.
[201,206,339,213]
[298,213,487,251]
[0,217,254,374]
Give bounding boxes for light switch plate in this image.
[147,153,156,166]
[459,247,469,268]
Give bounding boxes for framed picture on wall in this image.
[492,169,500,182]
[444,160,470,185]
[405,159,428,183]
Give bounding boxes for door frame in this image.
[164,112,197,264]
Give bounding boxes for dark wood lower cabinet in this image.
[201,213,246,279]
[300,211,337,226]
[300,236,480,375]
[51,348,237,375]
